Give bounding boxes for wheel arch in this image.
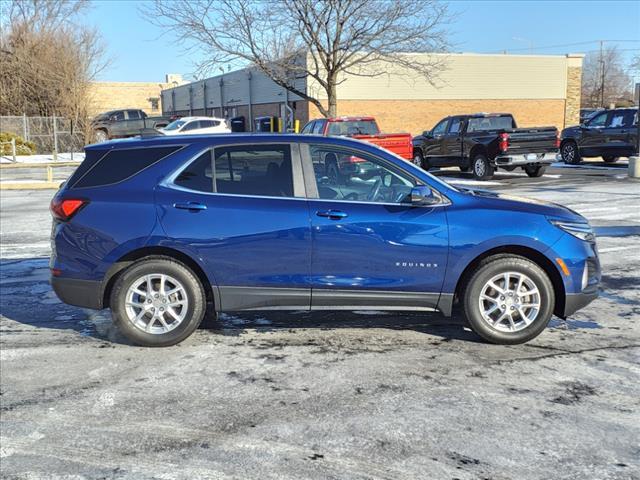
[101,246,216,309]
[468,144,487,161]
[453,245,566,318]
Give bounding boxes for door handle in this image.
[173,202,207,211]
[316,210,348,220]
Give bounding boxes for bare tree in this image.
[0,0,108,140]
[143,0,450,117]
[581,45,633,108]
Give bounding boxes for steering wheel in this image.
[367,178,383,202]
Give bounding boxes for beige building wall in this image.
[307,53,584,134]
[87,81,172,117]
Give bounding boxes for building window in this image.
[148,97,160,111]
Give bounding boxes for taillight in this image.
[50,197,87,221]
[555,133,561,149]
[499,133,509,152]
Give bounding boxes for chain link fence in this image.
[0,115,85,158]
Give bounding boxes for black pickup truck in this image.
[412,113,559,180]
[91,109,173,142]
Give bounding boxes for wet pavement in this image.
[1,159,639,479]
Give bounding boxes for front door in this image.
[440,117,464,166]
[580,111,610,156]
[156,143,312,311]
[423,118,449,166]
[303,144,449,311]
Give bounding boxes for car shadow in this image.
[0,257,480,346]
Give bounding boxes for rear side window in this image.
[215,145,293,197]
[70,146,181,188]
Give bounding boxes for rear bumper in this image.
[51,276,103,310]
[494,152,555,166]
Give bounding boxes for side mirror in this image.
[410,186,438,205]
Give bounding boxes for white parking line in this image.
[598,245,639,253]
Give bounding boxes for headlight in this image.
[550,220,595,242]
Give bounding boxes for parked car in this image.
[91,109,173,142]
[50,133,600,347]
[301,116,413,160]
[560,107,638,164]
[160,116,231,135]
[412,114,559,180]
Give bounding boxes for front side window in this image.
[112,111,125,121]
[313,121,326,134]
[588,112,608,127]
[163,120,186,131]
[310,145,415,204]
[432,119,448,135]
[301,121,315,134]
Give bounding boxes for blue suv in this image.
[50,134,600,347]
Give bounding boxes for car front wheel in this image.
[110,257,206,347]
[462,255,555,344]
[602,155,618,163]
[412,150,425,169]
[561,141,581,165]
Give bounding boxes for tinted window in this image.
[467,116,514,132]
[448,118,463,134]
[199,120,220,128]
[66,149,108,187]
[112,111,125,121]
[174,151,213,192]
[127,110,141,120]
[310,145,415,204]
[588,112,608,127]
[432,119,448,135]
[214,145,293,197]
[71,146,181,188]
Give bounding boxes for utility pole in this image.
[599,40,605,108]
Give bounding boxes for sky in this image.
[86,0,640,83]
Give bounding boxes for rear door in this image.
[156,142,312,310]
[302,143,449,311]
[126,110,145,134]
[606,110,637,157]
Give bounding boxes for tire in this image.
[110,257,206,347]
[471,154,495,180]
[524,165,546,177]
[94,130,108,143]
[461,255,555,345]
[602,155,618,163]
[412,150,425,169]
[561,141,581,165]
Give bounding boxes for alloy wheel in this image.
[125,273,189,334]
[478,271,541,333]
[562,143,575,163]
[474,158,486,177]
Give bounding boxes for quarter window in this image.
[309,145,415,204]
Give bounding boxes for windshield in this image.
[327,120,380,136]
[467,116,514,132]
[163,119,186,131]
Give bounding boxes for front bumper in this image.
[563,286,599,317]
[494,152,555,166]
[51,276,104,310]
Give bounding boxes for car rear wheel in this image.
[110,258,206,347]
[471,154,495,180]
[462,255,555,345]
[524,165,546,177]
[561,141,581,165]
[602,155,618,163]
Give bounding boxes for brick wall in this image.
[88,82,172,117]
[308,99,567,135]
[564,66,582,127]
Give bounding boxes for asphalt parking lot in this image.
[1,160,639,479]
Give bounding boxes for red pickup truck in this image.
[301,116,413,160]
